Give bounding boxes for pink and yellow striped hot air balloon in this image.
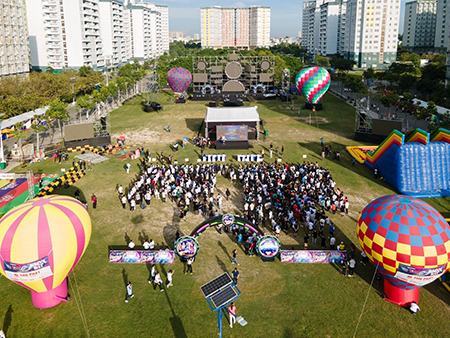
[0,195,91,309]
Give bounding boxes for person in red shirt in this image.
[228,303,237,328]
[91,194,97,209]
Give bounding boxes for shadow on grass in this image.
[55,186,88,204]
[216,255,229,273]
[2,305,13,336]
[160,277,188,338]
[185,118,204,135]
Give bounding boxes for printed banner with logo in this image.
[280,250,346,264]
[4,256,53,282]
[109,249,175,265]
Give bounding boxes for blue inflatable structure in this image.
[365,129,450,198]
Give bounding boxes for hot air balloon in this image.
[0,195,92,309]
[295,66,331,108]
[357,195,449,306]
[167,67,192,94]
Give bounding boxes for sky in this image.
[155,0,407,37]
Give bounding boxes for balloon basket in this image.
[304,103,323,111]
[31,278,68,309]
[383,279,419,307]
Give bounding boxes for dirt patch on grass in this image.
[112,129,174,145]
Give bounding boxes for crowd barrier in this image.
[202,154,227,162]
[236,154,263,162]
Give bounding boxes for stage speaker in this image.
[223,80,245,93]
[260,60,271,71]
[197,61,207,71]
[225,62,243,80]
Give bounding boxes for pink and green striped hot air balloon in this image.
[295,66,331,105]
[0,195,91,309]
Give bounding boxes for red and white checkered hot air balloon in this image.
[0,195,92,309]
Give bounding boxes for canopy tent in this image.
[0,107,48,130]
[204,107,261,145]
[205,107,260,124]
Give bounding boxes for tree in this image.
[330,55,355,72]
[31,118,49,159]
[314,55,330,68]
[46,99,69,135]
[11,123,27,161]
[79,66,94,77]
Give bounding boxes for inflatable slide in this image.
[364,128,450,198]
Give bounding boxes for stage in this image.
[215,140,249,150]
[204,107,260,151]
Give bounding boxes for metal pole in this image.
[0,132,4,163]
[217,309,223,338]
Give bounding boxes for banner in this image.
[394,264,447,287]
[4,257,53,282]
[280,250,346,264]
[109,249,175,265]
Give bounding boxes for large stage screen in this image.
[216,125,248,141]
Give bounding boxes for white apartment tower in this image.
[131,0,170,57]
[302,0,333,55]
[434,0,450,50]
[402,0,437,49]
[343,0,400,68]
[0,0,30,77]
[99,0,127,68]
[200,7,271,49]
[27,0,105,71]
[318,1,347,56]
[127,3,153,60]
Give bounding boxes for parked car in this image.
[142,102,162,112]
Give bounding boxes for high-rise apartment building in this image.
[318,1,347,56]
[0,0,30,77]
[434,0,450,50]
[27,0,105,71]
[343,0,400,68]
[25,0,168,70]
[99,0,127,68]
[302,0,333,55]
[402,0,437,50]
[200,6,271,49]
[134,0,169,56]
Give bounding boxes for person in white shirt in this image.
[347,258,356,277]
[121,195,127,209]
[148,265,157,284]
[128,240,135,249]
[148,239,155,249]
[143,240,151,250]
[409,302,420,314]
[166,269,174,288]
[125,281,134,303]
[154,272,164,292]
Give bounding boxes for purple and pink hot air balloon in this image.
[0,195,92,309]
[167,67,192,94]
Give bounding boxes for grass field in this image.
[1,92,449,338]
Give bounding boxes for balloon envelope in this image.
[0,195,91,307]
[295,66,331,104]
[167,67,192,93]
[357,195,449,288]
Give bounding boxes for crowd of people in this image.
[119,154,349,252]
[235,162,349,249]
[119,157,222,219]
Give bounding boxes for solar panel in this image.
[201,273,233,298]
[210,285,238,309]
